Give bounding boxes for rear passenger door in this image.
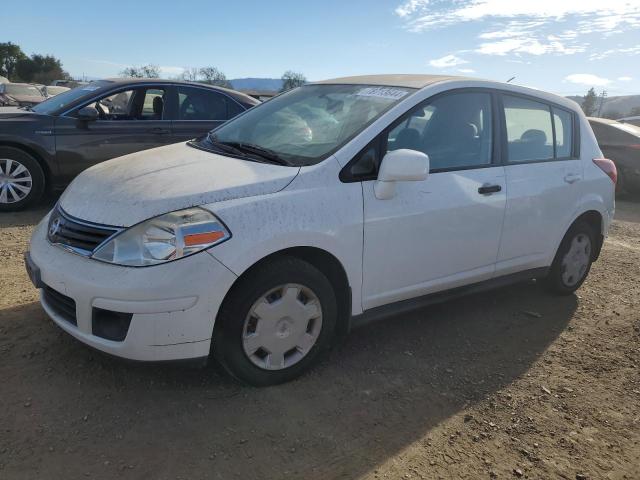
[171,86,245,142]
[356,90,507,310]
[495,94,582,275]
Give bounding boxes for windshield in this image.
[32,81,110,114]
[201,84,415,166]
[5,84,43,96]
[46,86,69,95]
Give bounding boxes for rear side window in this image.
[553,108,573,158]
[503,95,554,162]
[177,86,228,120]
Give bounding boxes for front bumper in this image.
[28,216,237,361]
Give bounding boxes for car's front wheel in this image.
[545,220,596,295]
[213,257,337,386]
[0,147,45,212]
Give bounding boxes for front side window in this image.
[204,84,415,166]
[178,87,227,120]
[504,95,554,162]
[79,87,167,121]
[386,92,493,171]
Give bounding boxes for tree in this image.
[16,54,70,84]
[0,42,27,80]
[199,66,231,88]
[120,64,160,78]
[181,67,200,82]
[280,70,306,92]
[602,110,621,120]
[581,88,598,117]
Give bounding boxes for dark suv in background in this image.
[0,78,259,211]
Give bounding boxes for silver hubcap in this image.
[561,233,591,287]
[0,158,32,204]
[242,284,323,371]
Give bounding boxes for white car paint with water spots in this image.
[27,75,616,385]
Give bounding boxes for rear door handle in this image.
[149,127,171,135]
[478,184,502,195]
[564,173,581,184]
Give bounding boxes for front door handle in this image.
[478,184,502,195]
[149,127,171,135]
[564,173,581,184]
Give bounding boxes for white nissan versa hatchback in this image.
[26,75,616,386]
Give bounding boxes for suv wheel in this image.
[0,147,45,212]
[545,220,595,295]
[213,257,337,386]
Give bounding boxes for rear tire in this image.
[0,147,45,212]
[545,220,596,295]
[213,256,338,386]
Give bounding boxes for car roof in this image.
[313,74,471,89]
[101,78,259,105]
[588,117,619,125]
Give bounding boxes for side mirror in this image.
[374,149,429,200]
[76,105,98,122]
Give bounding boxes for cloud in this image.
[395,1,640,31]
[429,54,468,68]
[618,76,632,81]
[458,68,476,74]
[395,1,640,59]
[158,66,185,77]
[564,73,611,86]
[589,45,640,60]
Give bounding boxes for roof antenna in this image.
[506,76,516,83]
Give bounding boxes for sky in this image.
[3,0,640,96]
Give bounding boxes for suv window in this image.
[504,95,554,162]
[177,86,228,120]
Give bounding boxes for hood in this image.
[7,94,44,105]
[60,142,300,227]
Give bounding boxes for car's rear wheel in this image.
[545,220,595,295]
[0,147,45,212]
[213,257,337,386]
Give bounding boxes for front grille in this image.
[42,285,77,326]
[47,207,120,255]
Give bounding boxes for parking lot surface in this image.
[1,199,639,479]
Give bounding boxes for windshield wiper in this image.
[219,141,290,166]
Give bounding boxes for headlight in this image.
[92,207,230,266]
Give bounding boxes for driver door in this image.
[53,85,174,183]
[358,91,507,310]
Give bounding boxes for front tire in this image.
[0,147,45,212]
[545,220,595,295]
[213,257,338,386]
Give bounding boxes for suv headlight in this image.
[92,207,230,266]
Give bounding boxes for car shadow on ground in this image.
[0,281,576,479]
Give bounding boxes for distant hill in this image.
[230,78,282,92]
[567,94,640,118]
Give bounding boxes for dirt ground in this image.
[1,197,639,480]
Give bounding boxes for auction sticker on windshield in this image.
[355,87,408,100]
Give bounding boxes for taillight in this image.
[593,158,617,185]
